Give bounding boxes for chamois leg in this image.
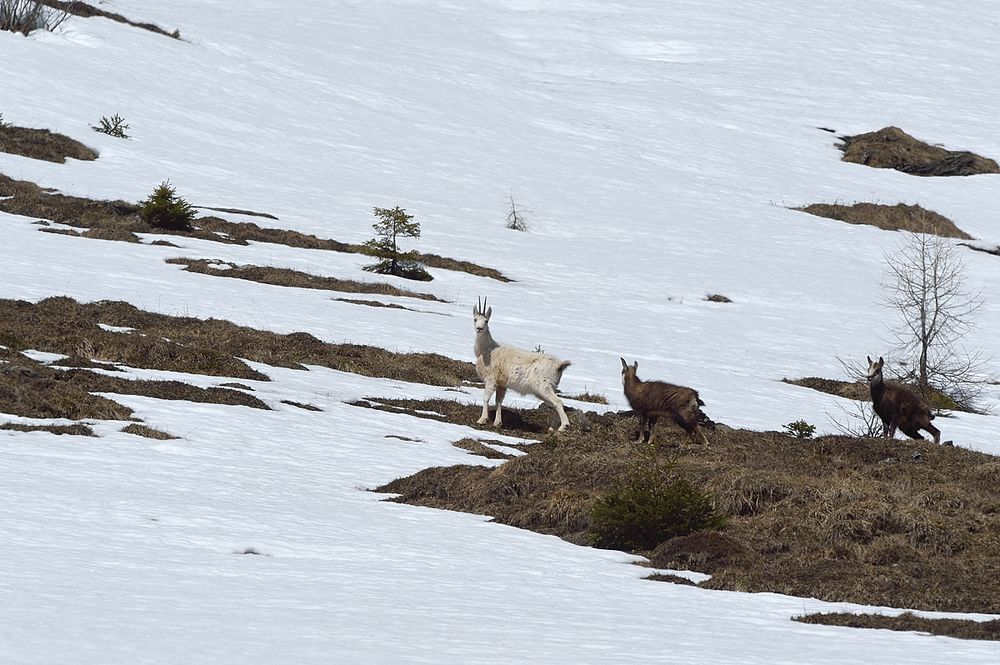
[925,422,941,444]
[885,421,898,440]
[478,382,495,425]
[646,415,659,445]
[493,386,507,428]
[692,423,709,446]
[540,385,570,432]
[900,427,924,441]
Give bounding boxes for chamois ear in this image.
[632,361,638,371]
[878,356,884,366]
[620,357,628,370]
[485,307,492,320]
[866,355,873,365]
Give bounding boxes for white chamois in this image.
[473,297,571,432]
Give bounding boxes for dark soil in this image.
[837,126,999,177]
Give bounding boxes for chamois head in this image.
[620,357,638,384]
[866,355,885,382]
[473,296,492,334]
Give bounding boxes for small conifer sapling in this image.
[139,181,195,231]
[362,206,431,281]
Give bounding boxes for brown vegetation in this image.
[41,1,181,38]
[0,174,512,281]
[120,423,178,440]
[796,612,1000,641]
[1,422,96,436]
[167,258,445,302]
[794,202,971,239]
[0,297,478,387]
[837,126,999,177]
[378,398,1000,613]
[0,124,97,163]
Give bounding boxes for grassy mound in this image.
[0,297,477,387]
[0,125,97,163]
[793,202,971,239]
[837,126,999,177]
[796,612,1000,642]
[378,398,1000,613]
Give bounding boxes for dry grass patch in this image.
[42,0,181,38]
[784,376,869,401]
[66,370,271,410]
[452,438,517,460]
[0,297,477,387]
[281,400,322,412]
[0,174,512,282]
[0,348,133,420]
[167,258,445,302]
[837,126,999,177]
[795,612,1000,641]
[0,124,97,163]
[1,422,96,436]
[794,202,971,239]
[120,423,177,440]
[377,397,1000,613]
[567,391,608,404]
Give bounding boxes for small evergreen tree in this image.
[139,181,195,231]
[362,206,431,281]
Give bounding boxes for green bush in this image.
[139,181,195,231]
[783,419,816,439]
[591,458,725,551]
[92,113,130,139]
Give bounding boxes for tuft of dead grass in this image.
[0,125,97,163]
[793,202,971,239]
[567,391,608,405]
[784,376,869,401]
[167,258,445,302]
[65,370,272,410]
[1,422,96,436]
[452,438,517,460]
[837,126,999,177]
[120,423,177,440]
[795,612,1000,641]
[376,397,1000,613]
[41,0,181,38]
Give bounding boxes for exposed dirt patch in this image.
[376,397,1000,613]
[167,258,445,302]
[0,422,96,436]
[793,202,971,239]
[705,294,732,303]
[41,1,180,38]
[0,174,512,282]
[0,297,478,387]
[120,423,178,440]
[0,125,97,163]
[837,126,999,177]
[795,612,1000,641]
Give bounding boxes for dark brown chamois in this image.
[866,356,941,444]
[620,357,709,445]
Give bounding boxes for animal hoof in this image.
[476,417,488,425]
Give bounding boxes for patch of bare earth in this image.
[795,612,1000,642]
[376,398,1000,613]
[837,126,999,177]
[0,125,97,163]
[166,258,445,302]
[0,297,477,387]
[793,202,971,239]
[0,174,512,281]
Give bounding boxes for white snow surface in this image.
[2,1,1000,662]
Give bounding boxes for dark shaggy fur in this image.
[621,358,709,445]
[866,356,941,444]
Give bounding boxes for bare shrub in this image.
[505,193,529,231]
[883,227,987,409]
[0,0,69,35]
